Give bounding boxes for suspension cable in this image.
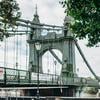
[19,34,22,69]
[6,38,8,68]
[47,29,51,74]
[13,30,16,69]
[26,23,29,70]
[4,36,7,68]
[74,39,100,82]
[15,26,19,69]
[41,29,45,74]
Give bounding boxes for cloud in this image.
[36,0,65,25]
[17,0,34,20]
[17,0,65,25]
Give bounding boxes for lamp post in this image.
[54,60,57,80]
[35,42,41,100]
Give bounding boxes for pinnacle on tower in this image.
[34,4,39,17]
[64,15,71,25]
[32,4,40,24]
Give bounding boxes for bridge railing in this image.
[60,76,99,87]
[0,67,99,87]
[0,67,59,85]
[1,96,100,100]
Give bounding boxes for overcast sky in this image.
[1,0,100,78]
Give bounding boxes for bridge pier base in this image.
[61,87,76,97]
[22,87,77,97]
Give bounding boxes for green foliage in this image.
[0,0,21,28]
[0,0,21,40]
[61,0,100,46]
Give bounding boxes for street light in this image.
[35,42,41,100]
[54,60,57,80]
[35,42,41,51]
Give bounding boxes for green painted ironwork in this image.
[0,67,99,87]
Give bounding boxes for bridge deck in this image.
[0,96,100,100]
[0,67,99,87]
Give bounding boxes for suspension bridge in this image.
[0,8,100,98]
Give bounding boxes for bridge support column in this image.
[96,89,100,97]
[28,45,43,73]
[76,87,83,97]
[20,89,32,96]
[20,90,26,96]
[58,86,76,97]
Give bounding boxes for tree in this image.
[61,0,100,46]
[0,0,21,40]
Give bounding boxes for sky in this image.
[0,0,100,78]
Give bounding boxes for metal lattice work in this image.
[0,11,99,90]
[0,67,99,87]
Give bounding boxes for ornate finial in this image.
[35,4,38,15]
[33,4,40,23]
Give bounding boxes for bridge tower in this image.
[28,6,43,73]
[61,15,76,78]
[28,13,76,78]
[27,8,77,96]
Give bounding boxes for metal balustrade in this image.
[0,96,100,100]
[0,67,99,87]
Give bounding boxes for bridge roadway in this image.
[0,96,100,100]
[0,67,99,88]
